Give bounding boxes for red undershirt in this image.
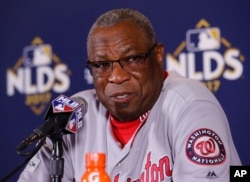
[110,71,168,148]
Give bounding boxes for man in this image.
[18,8,241,181]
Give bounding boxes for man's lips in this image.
[109,92,134,102]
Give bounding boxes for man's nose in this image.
[107,62,130,83]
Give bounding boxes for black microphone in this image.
[16,96,88,151]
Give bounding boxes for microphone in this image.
[16,95,88,151]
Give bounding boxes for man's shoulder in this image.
[163,71,216,103]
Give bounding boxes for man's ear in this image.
[155,43,164,67]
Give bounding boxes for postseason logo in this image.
[6,37,71,115]
[166,19,245,92]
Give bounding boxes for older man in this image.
[18,8,241,182]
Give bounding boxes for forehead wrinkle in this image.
[119,45,135,54]
[95,44,136,61]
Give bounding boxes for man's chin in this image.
[116,102,129,109]
[111,109,140,121]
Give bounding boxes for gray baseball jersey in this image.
[18,71,241,182]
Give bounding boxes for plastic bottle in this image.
[81,152,111,182]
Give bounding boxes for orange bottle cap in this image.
[85,153,106,167]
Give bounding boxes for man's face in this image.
[88,20,164,121]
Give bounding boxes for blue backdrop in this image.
[0,0,249,181]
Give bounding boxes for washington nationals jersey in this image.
[18,71,241,182]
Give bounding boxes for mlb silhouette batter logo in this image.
[43,95,83,134]
[186,27,220,52]
[51,95,80,113]
[23,44,52,67]
[53,101,74,112]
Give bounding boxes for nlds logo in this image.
[6,37,71,115]
[166,19,245,92]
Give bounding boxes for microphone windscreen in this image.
[71,97,88,115]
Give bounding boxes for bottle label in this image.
[88,172,99,182]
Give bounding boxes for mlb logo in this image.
[186,27,220,52]
[53,100,74,112]
[52,95,80,113]
[65,107,83,133]
[23,44,52,67]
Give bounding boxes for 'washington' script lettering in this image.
[114,152,172,182]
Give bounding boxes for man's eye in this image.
[92,62,111,68]
[126,55,145,63]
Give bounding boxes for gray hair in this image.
[87,8,157,50]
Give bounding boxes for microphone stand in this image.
[49,132,64,182]
[1,131,66,182]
